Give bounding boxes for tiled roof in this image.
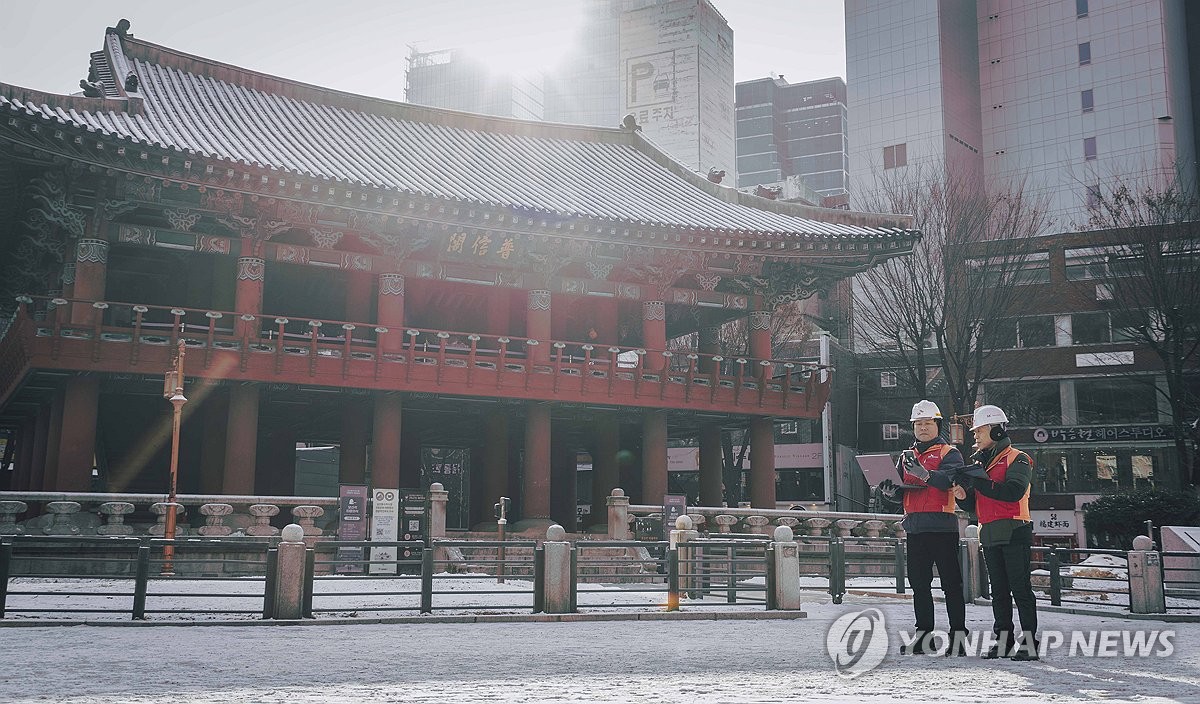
[0,27,917,242]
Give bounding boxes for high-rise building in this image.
[405,0,736,177]
[846,0,1198,229]
[735,76,850,199]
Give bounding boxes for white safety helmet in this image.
[910,400,942,422]
[970,404,1009,431]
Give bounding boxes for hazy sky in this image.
[0,1,846,102]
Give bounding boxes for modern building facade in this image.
[846,0,1198,229]
[406,0,736,177]
[405,48,545,121]
[0,23,917,529]
[735,76,850,200]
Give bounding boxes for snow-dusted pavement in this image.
[2,590,1198,703]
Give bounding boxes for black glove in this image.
[901,451,930,482]
[878,478,899,500]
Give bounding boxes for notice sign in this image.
[1031,510,1078,536]
[336,484,368,574]
[663,494,688,542]
[370,488,400,575]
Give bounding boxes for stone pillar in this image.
[699,325,721,374]
[963,524,981,602]
[70,238,109,326]
[606,488,630,540]
[542,524,572,613]
[641,409,667,504]
[345,271,373,323]
[590,414,620,524]
[377,274,405,356]
[526,290,552,364]
[234,255,265,338]
[54,375,99,492]
[773,524,802,610]
[0,500,28,535]
[428,482,448,538]
[481,410,510,519]
[749,417,776,509]
[523,403,552,519]
[1129,535,1166,614]
[273,523,307,619]
[698,422,723,507]
[339,400,370,485]
[222,382,260,495]
[372,392,403,490]
[641,300,666,371]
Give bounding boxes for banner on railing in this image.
[337,484,369,573]
[370,488,400,575]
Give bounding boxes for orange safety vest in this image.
[902,443,956,515]
[976,446,1032,524]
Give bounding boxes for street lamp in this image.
[162,340,187,574]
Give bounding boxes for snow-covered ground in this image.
[1,579,1198,703]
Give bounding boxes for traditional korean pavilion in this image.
[0,21,917,530]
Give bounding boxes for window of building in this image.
[1078,42,1091,65]
[880,371,897,388]
[1065,246,1142,279]
[882,423,900,441]
[1075,377,1159,424]
[1081,89,1094,113]
[1076,0,1089,17]
[1071,312,1111,344]
[1084,136,1097,160]
[1020,316,1056,347]
[780,420,799,435]
[986,380,1062,426]
[1111,310,1148,342]
[883,143,907,170]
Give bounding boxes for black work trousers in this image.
[906,531,966,634]
[983,530,1039,649]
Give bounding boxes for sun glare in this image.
[420,0,584,78]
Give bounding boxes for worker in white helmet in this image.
[879,399,968,655]
[957,404,1039,661]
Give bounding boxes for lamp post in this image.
[162,340,187,574]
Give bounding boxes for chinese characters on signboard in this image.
[444,231,517,263]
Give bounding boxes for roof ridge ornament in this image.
[620,114,642,133]
[107,19,132,38]
[707,168,726,184]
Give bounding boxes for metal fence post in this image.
[894,538,907,594]
[533,545,545,613]
[726,546,737,604]
[0,541,11,619]
[667,547,680,611]
[420,546,434,614]
[263,547,278,619]
[303,548,315,618]
[765,544,777,611]
[1048,548,1062,606]
[132,545,150,620]
[569,545,578,613]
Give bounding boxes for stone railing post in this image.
[0,501,28,535]
[963,524,981,602]
[670,515,699,595]
[746,515,771,535]
[97,502,135,536]
[776,516,800,533]
[607,488,630,540]
[247,504,281,536]
[686,513,706,535]
[542,524,572,613]
[44,501,82,535]
[862,520,886,539]
[149,502,185,537]
[291,505,324,537]
[428,482,448,539]
[772,525,802,611]
[835,519,860,538]
[804,517,831,537]
[273,523,307,619]
[198,503,234,536]
[1128,535,1166,614]
[714,514,737,534]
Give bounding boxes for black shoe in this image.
[1012,639,1040,661]
[947,631,970,657]
[983,643,1013,659]
[901,632,928,655]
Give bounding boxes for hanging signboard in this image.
[336,484,368,574]
[662,494,688,542]
[369,488,400,575]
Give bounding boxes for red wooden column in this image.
[698,325,721,374]
[642,300,666,371]
[57,261,75,325]
[222,383,260,495]
[748,309,776,508]
[481,410,509,518]
[372,392,402,490]
[70,239,108,325]
[641,409,667,504]
[234,256,265,338]
[339,400,369,485]
[589,413,620,525]
[54,375,100,491]
[522,402,552,519]
[526,290,551,364]
[41,390,65,491]
[698,422,723,507]
[377,274,405,355]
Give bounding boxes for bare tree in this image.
[852,162,1052,418]
[1082,176,1200,487]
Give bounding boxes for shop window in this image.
[1095,454,1117,482]
[1132,454,1155,483]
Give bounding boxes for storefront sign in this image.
[369,488,400,575]
[1029,425,1172,444]
[1031,509,1078,536]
